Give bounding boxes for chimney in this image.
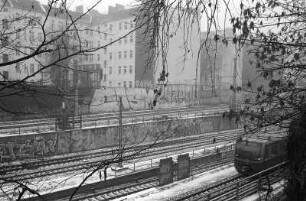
[75,5,83,14]
[108,4,125,14]
[115,4,124,11]
[108,6,115,14]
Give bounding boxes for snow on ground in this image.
[112,168,285,201]
[113,164,237,201]
[241,180,285,201]
[21,143,233,198]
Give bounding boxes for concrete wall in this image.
[90,86,232,113]
[0,115,236,162]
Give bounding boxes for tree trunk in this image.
[286,113,306,201]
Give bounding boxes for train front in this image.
[234,140,263,174]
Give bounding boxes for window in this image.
[124,66,127,74]
[90,30,93,36]
[130,34,133,43]
[16,43,20,56]
[118,82,121,87]
[51,20,54,30]
[103,74,107,81]
[1,36,8,47]
[86,30,89,35]
[29,30,34,41]
[129,81,133,88]
[58,21,63,30]
[119,39,122,45]
[85,54,88,61]
[2,19,8,29]
[265,143,278,160]
[2,54,8,63]
[104,33,107,40]
[118,66,121,74]
[38,33,43,42]
[130,21,134,29]
[124,36,127,44]
[130,50,133,58]
[89,54,93,62]
[30,63,35,74]
[104,47,107,54]
[118,51,122,59]
[109,52,112,60]
[123,81,126,88]
[104,60,107,68]
[129,65,133,73]
[29,18,37,26]
[109,81,112,87]
[97,54,100,61]
[124,22,127,30]
[24,30,27,40]
[110,24,113,32]
[16,62,21,73]
[98,41,101,47]
[119,22,122,30]
[2,71,8,80]
[16,31,20,39]
[109,66,112,74]
[124,51,127,59]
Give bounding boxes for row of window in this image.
[109,50,133,60]
[104,34,134,44]
[108,21,134,32]
[117,50,133,59]
[108,81,133,88]
[109,66,133,74]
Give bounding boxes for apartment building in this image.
[1,1,201,91]
[0,0,101,89]
[200,30,243,91]
[91,4,201,89]
[90,4,136,88]
[0,0,46,83]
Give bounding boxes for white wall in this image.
[155,11,201,85]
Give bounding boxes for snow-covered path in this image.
[113,164,237,201]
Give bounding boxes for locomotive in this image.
[234,131,287,174]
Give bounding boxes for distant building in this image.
[90,5,136,88]
[91,4,201,89]
[200,29,242,92]
[0,1,201,91]
[0,0,101,89]
[200,29,276,104]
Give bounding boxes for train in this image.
[234,131,287,174]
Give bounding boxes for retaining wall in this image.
[0,115,236,162]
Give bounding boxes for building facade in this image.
[1,2,201,91]
[0,0,101,90]
[93,4,201,89]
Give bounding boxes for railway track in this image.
[172,162,287,201]
[0,105,229,135]
[0,129,242,182]
[25,150,235,201]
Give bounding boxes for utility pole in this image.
[118,96,123,167]
[74,60,79,117]
[232,57,237,112]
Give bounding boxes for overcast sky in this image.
[39,0,239,31]
[39,0,137,14]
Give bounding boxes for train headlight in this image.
[257,157,261,161]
